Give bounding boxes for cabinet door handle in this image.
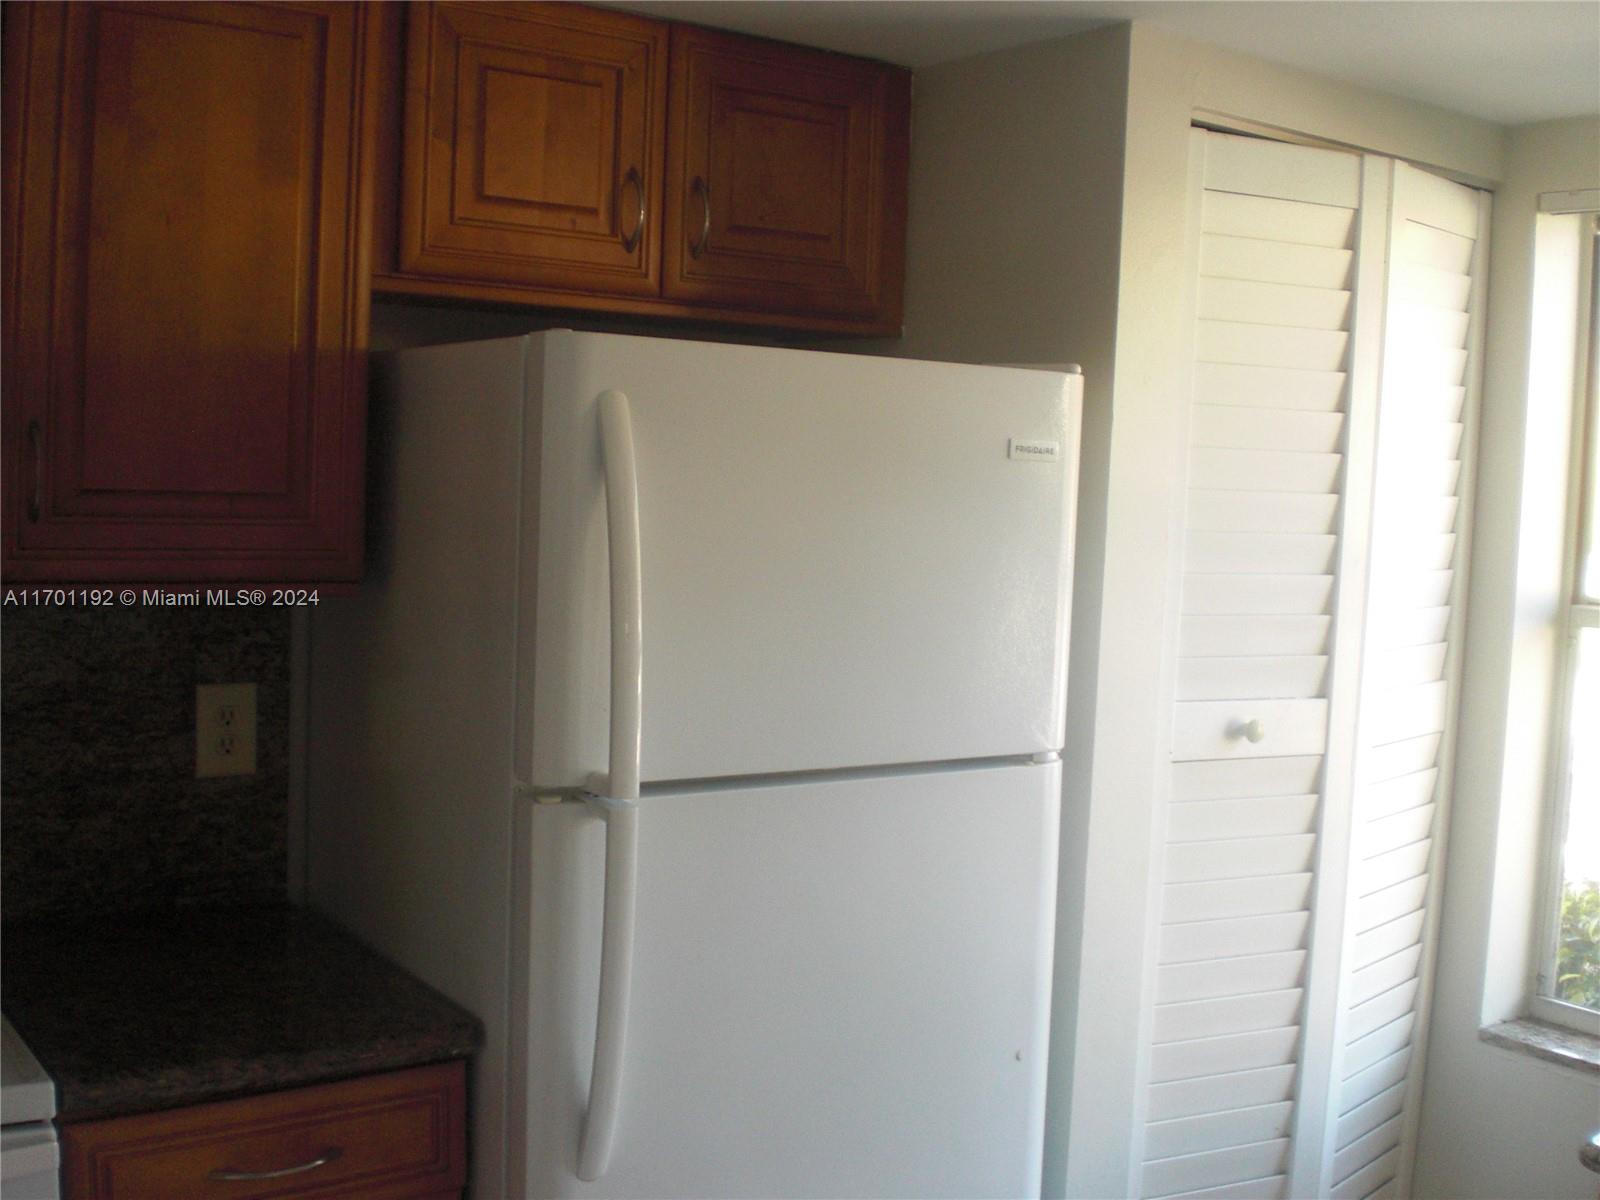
[26,419,41,523]
[209,1146,343,1182]
[620,166,645,254]
[689,175,710,258]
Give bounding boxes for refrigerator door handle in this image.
[598,388,644,802]
[577,389,643,1182]
[578,798,637,1181]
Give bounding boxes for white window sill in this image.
[1480,1017,1600,1074]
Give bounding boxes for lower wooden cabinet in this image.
[60,1062,467,1200]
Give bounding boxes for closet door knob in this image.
[1232,717,1266,744]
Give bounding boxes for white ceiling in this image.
[606,1,1600,125]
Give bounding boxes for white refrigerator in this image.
[308,330,1081,1200]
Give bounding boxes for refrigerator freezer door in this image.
[519,331,1079,788]
[508,760,1060,1199]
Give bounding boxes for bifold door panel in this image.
[1322,163,1485,1200]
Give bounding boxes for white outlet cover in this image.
[196,682,257,778]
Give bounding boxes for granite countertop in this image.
[0,906,481,1122]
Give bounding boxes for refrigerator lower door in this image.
[509,760,1060,1200]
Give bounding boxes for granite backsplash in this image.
[2,605,290,922]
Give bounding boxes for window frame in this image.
[1531,211,1600,1036]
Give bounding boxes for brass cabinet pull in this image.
[688,175,710,258]
[620,166,645,253]
[208,1146,343,1182]
[26,419,41,523]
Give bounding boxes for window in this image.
[1534,214,1600,1035]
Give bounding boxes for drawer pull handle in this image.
[620,166,645,253]
[689,175,711,258]
[1231,717,1266,744]
[209,1147,343,1182]
[26,418,41,522]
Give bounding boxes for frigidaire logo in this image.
[1008,439,1060,462]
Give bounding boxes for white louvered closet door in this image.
[1320,164,1487,1200]
[1140,131,1384,1200]
[1139,132,1487,1200]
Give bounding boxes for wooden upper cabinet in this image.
[1,1,374,583]
[377,3,909,335]
[398,2,667,295]
[661,26,909,326]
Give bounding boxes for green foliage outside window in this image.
[1556,880,1600,1009]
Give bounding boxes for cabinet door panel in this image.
[398,2,666,295]
[76,4,306,503]
[662,25,907,324]
[2,1,371,581]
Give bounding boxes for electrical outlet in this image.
[196,682,257,778]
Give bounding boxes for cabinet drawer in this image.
[61,1062,466,1200]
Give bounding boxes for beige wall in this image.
[1178,34,1506,185]
[863,23,1131,373]
[1413,114,1600,1200]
